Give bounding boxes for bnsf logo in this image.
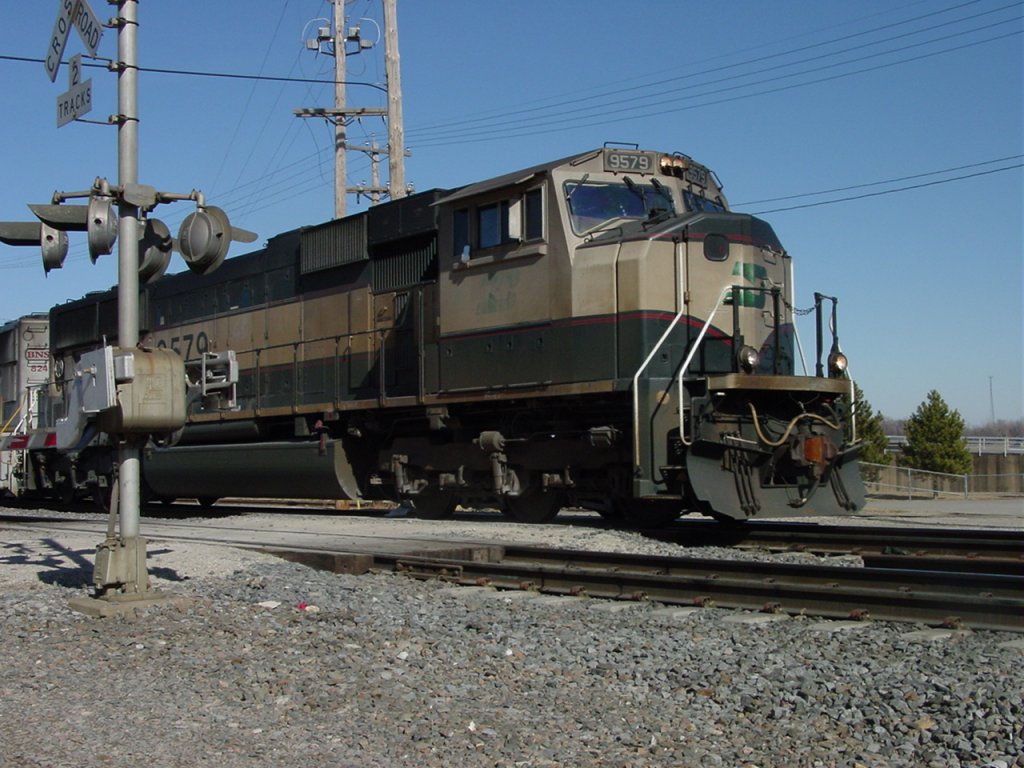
[25,348,49,374]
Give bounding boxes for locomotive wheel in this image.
[410,490,457,520]
[197,497,219,509]
[501,489,565,524]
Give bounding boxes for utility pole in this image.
[333,0,346,219]
[296,0,408,217]
[382,0,406,200]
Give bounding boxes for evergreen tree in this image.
[853,383,890,479]
[902,390,973,475]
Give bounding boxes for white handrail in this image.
[674,287,732,448]
[632,285,731,471]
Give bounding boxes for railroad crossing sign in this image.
[44,0,104,83]
[57,54,91,127]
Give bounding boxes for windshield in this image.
[564,179,675,235]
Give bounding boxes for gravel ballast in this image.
[0,515,1021,767]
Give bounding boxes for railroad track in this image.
[267,544,1024,634]
[660,519,1024,576]
[6,497,1023,563]
[3,507,1022,631]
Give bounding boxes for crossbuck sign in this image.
[44,0,103,83]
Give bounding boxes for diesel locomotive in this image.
[1,145,864,525]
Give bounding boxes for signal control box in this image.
[98,346,186,434]
[57,346,186,447]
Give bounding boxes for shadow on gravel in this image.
[0,537,96,588]
[0,539,188,588]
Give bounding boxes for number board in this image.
[685,163,709,188]
[603,150,658,175]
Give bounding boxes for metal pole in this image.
[334,0,346,219]
[814,292,824,377]
[382,0,406,200]
[117,0,141,550]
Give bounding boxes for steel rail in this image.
[860,554,1022,576]
[662,519,1024,563]
[360,546,1024,633]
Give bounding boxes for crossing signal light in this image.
[86,196,118,261]
[29,196,118,262]
[41,223,69,273]
[2,193,255,280]
[178,205,257,275]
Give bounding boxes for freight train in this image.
[0,146,864,525]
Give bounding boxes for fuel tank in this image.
[144,439,361,501]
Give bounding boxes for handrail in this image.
[632,285,731,472]
[674,286,733,449]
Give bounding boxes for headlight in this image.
[660,155,687,176]
[828,351,848,377]
[737,345,760,372]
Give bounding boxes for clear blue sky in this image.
[1,0,1021,426]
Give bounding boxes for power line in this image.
[408,27,1022,149]
[408,0,1005,136]
[749,163,1023,214]
[0,53,387,92]
[211,0,297,197]
[3,3,1012,152]
[1,4,1018,270]
[406,20,1022,147]
[735,155,1024,206]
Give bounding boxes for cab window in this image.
[452,187,545,259]
[525,188,543,240]
[478,201,510,248]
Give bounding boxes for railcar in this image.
[2,146,864,524]
[0,314,54,497]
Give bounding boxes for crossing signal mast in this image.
[0,0,253,611]
[295,0,408,219]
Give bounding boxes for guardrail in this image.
[886,436,1024,456]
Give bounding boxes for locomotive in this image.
[1,145,864,525]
